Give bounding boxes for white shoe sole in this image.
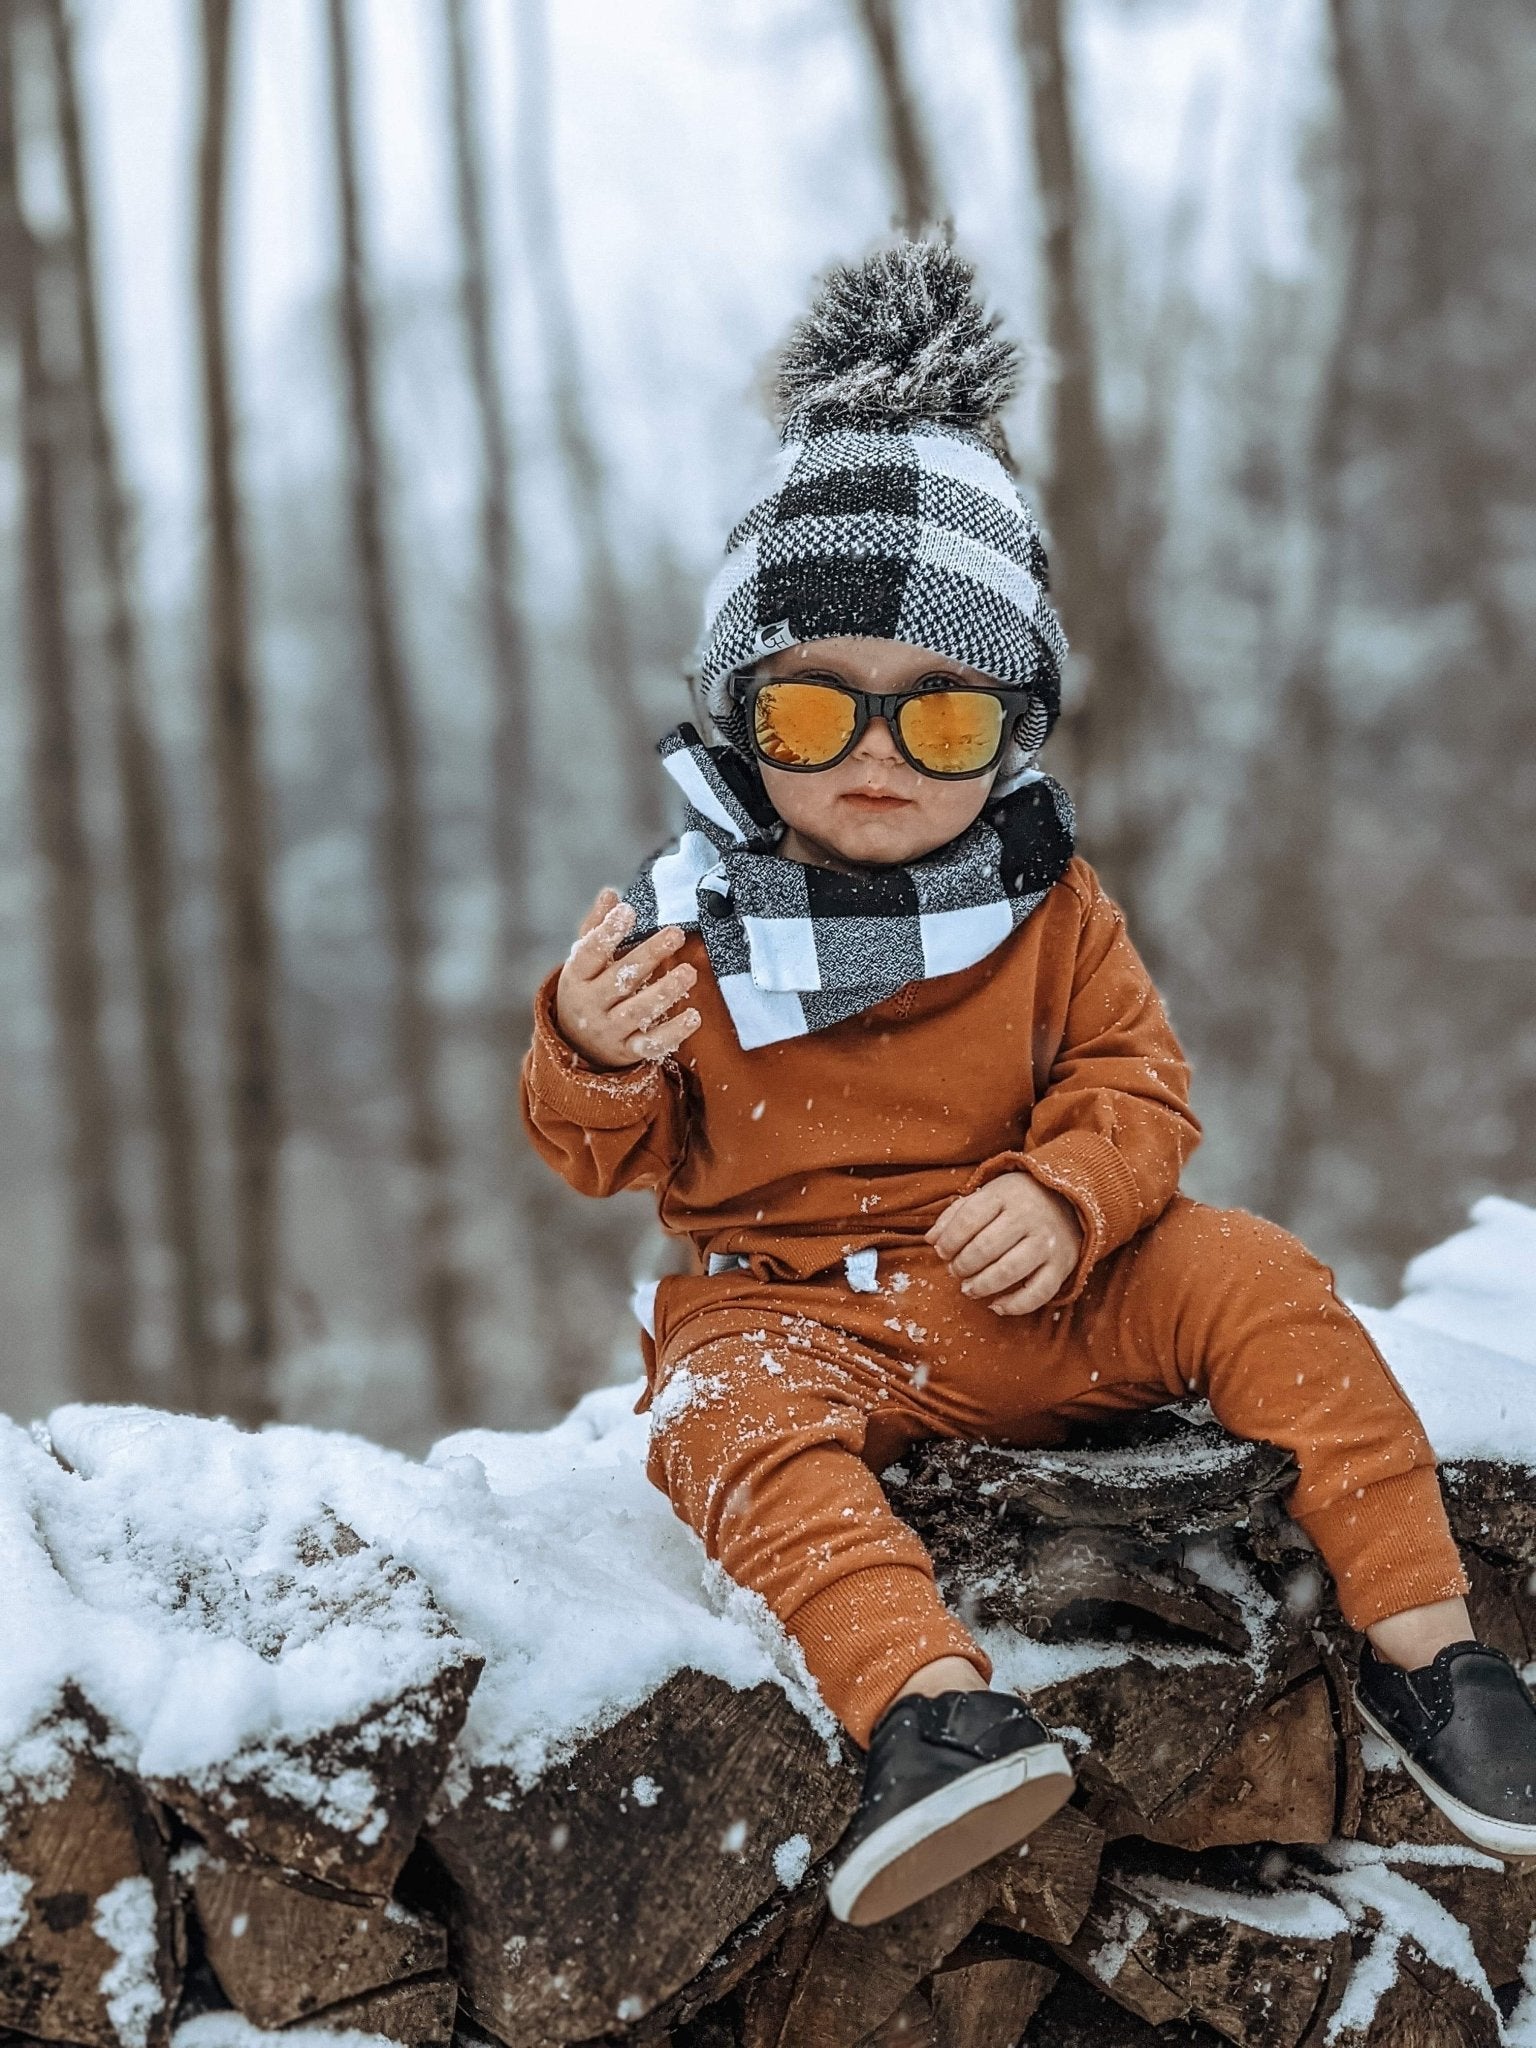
[1354,1693,1536,1859]
[826,1741,1075,1927]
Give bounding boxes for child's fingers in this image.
[958,1235,1048,1301]
[610,962,697,1037]
[605,924,688,996]
[948,1211,1034,1281]
[576,887,621,939]
[987,1257,1069,1317]
[626,1006,702,1062]
[566,897,638,978]
[925,1185,1003,1261]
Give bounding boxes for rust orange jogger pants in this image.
[637,1197,1469,1748]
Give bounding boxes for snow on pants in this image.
[638,1196,1469,1749]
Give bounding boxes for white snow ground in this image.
[0,1196,1533,2043]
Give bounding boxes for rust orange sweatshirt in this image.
[520,856,1201,1307]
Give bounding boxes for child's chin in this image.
[822,822,946,868]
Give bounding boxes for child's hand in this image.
[555,888,702,1070]
[925,1172,1083,1315]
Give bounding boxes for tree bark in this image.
[850,0,940,235]
[323,0,472,1427]
[195,0,281,1421]
[46,0,215,1410]
[1,5,135,1403]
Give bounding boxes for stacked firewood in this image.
[3,1406,1533,2048]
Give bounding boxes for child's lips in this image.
[840,791,912,807]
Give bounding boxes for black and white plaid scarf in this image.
[619,724,1075,1050]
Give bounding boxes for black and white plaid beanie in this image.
[693,237,1068,785]
[619,239,1077,1051]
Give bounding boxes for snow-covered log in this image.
[0,1200,1532,2048]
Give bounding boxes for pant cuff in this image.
[1294,1464,1470,1631]
[786,1563,992,1749]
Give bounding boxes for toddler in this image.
[522,240,1536,1927]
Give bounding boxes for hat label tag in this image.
[753,619,796,655]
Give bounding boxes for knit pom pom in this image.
[773,238,1019,451]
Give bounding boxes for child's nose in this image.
[852,715,902,760]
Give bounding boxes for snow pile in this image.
[1350,1195,1536,1463]
[0,1407,464,1796]
[0,1386,834,1810]
[1392,1196,1536,1366]
[421,1400,839,1787]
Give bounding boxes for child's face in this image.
[750,638,1004,871]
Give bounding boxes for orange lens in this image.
[752,682,858,766]
[897,691,1005,774]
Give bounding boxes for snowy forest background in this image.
[0,0,1531,1449]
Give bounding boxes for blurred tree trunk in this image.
[1012,0,1163,938]
[47,0,215,1409]
[443,0,533,1003]
[442,0,585,1412]
[1260,0,1536,1281]
[195,0,280,1422]
[850,0,939,234]
[1257,0,1376,1233]
[512,0,662,851]
[324,0,472,1427]
[1,9,135,1402]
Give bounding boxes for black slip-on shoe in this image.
[1355,1638,1536,1859]
[826,1689,1075,1927]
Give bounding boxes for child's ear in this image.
[689,666,741,748]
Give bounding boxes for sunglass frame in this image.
[728,671,1034,780]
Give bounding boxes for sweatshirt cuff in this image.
[962,1131,1143,1304]
[525,968,672,1132]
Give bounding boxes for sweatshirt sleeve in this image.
[961,865,1201,1302]
[519,965,690,1197]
